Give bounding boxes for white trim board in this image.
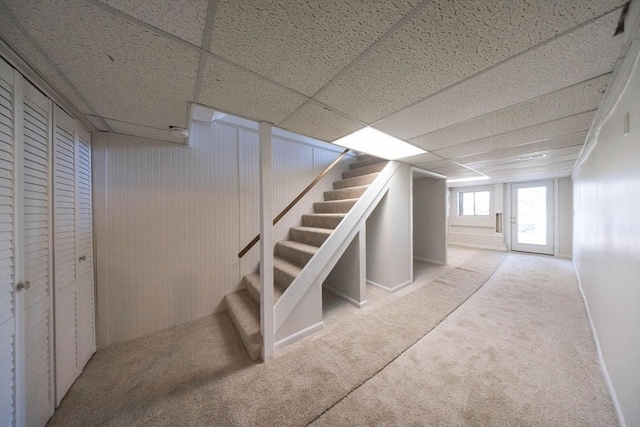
[448,242,508,252]
[413,256,446,266]
[323,285,367,309]
[574,265,626,427]
[366,279,412,293]
[274,321,323,350]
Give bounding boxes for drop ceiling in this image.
[0,0,629,183]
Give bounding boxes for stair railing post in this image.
[259,121,274,361]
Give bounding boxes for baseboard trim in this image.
[323,285,367,308]
[275,321,324,350]
[557,253,572,259]
[413,256,446,265]
[574,265,626,427]
[366,279,412,293]
[448,242,507,252]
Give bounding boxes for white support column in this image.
[259,121,274,361]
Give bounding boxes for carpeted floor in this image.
[47,247,617,426]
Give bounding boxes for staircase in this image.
[225,154,388,361]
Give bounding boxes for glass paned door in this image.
[511,181,554,255]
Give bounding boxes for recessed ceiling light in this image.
[333,127,426,160]
[515,153,548,162]
[169,126,189,138]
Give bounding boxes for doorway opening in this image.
[510,181,554,255]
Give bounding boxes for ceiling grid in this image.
[0,0,630,181]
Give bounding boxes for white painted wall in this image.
[366,163,412,291]
[556,177,573,258]
[573,24,640,427]
[93,120,352,348]
[448,184,506,251]
[413,177,447,264]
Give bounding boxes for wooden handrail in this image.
[238,148,350,258]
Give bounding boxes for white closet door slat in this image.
[21,79,55,427]
[0,56,16,427]
[53,105,78,404]
[76,129,95,371]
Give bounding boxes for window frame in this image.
[449,184,495,228]
[458,190,491,217]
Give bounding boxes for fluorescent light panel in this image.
[333,127,426,160]
[447,176,491,183]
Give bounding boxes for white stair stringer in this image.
[273,161,402,347]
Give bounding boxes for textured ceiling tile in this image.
[478,154,579,173]
[5,0,199,130]
[98,0,209,46]
[209,0,420,96]
[457,133,586,165]
[485,161,577,180]
[411,75,609,151]
[400,152,443,165]
[315,0,625,123]
[199,56,308,124]
[105,118,188,144]
[433,111,595,159]
[0,9,94,114]
[278,101,364,142]
[414,160,467,175]
[374,12,622,139]
[466,146,584,169]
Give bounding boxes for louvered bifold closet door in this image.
[75,127,95,370]
[53,105,77,403]
[0,57,17,427]
[21,78,54,427]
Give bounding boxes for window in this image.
[458,191,490,216]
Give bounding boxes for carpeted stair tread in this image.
[244,273,284,304]
[313,199,358,214]
[224,290,262,361]
[349,156,386,170]
[302,213,345,229]
[357,153,372,161]
[274,256,302,288]
[333,173,379,190]
[324,185,369,201]
[289,226,333,247]
[275,240,318,267]
[342,161,387,179]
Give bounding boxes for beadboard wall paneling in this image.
[95,121,353,347]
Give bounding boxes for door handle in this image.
[79,255,87,262]
[16,281,30,291]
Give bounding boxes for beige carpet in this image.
[311,253,617,426]
[47,248,616,426]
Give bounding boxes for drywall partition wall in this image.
[413,177,447,265]
[448,184,506,251]
[93,121,353,347]
[573,30,640,427]
[556,177,573,258]
[366,163,412,291]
